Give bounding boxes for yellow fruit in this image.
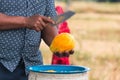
[50,33,75,53]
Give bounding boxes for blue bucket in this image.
[27,65,90,80]
[27,65,90,74]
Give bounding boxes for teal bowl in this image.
[27,65,90,74]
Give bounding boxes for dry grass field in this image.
[40,1,120,80]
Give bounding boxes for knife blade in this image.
[50,10,75,26]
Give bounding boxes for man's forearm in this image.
[41,25,58,46]
[0,13,26,30]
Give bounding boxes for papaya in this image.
[50,33,75,53]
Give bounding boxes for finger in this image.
[34,27,40,32]
[33,23,43,32]
[69,50,74,55]
[48,17,55,24]
[54,51,69,57]
[62,51,69,57]
[54,51,59,54]
[41,16,55,24]
[62,50,74,55]
[34,25,41,32]
[54,52,62,57]
[38,18,46,28]
[62,50,69,53]
[37,25,44,31]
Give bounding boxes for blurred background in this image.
[40,0,120,80]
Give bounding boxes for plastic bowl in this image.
[27,65,90,74]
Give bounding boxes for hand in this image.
[53,50,74,57]
[25,14,54,32]
[52,50,74,65]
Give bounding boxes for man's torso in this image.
[0,0,56,73]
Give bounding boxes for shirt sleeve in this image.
[44,0,57,17]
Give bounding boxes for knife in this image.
[50,10,75,26]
